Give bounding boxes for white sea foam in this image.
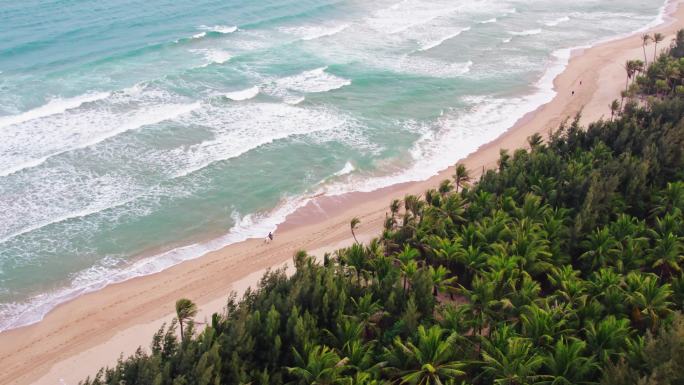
[570,0,672,47]
[544,16,570,27]
[282,23,350,41]
[186,25,237,42]
[502,37,513,43]
[0,0,673,335]
[0,195,309,332]
[276,67,351,93]
[199,24,238,34]
[284,96,306,105]
[0,100,201,177]
[333,161,355,177]
[394,57,472,78]
[0,171,144,244]
[366,0,462,34]
[0,92,110,129]
[224,86,259,101]
[509,28,542,36]
[0,131,367,329]
[171,103,354,178]
[320,46,572,196]
[192,49,232,66]
[480,18,497,24]
[418,26,470,51]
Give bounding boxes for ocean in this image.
[0,0,668,331]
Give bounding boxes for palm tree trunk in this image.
[654,43,658,62]
[179,320,184,341]
[643,45,648,66]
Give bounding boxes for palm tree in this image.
[609,99,620,121]
[326,317,364,351]
[520,304,569,347]
[548,265,589,312]
[498,149,511,172]
[653,181,684,215]
[623,60,642,91]
[175,298,197,341]
[438,304,477,335]
[650,232,683,277]
[404,194,423,218]
[583,316,631,364]
[453,164,471,192]
[351,217,361,244]
[457,245,487,286]
[625,272,673,331]
[396,244,420,293]
[438,179,453,196]
[540,338,598,385]
[430,236,463,270]
[624,61,634,91]
[442,194,467,225]
[642,33,651,65]
[664,61,681,93]
[633,59,644,75]
[390,199,402,218]
[384,325,466,385]
[653,32,665,62]
[424,188,440,207]
[287,345,349,385]
[429,265,457,297]
[580,227,619,270]
[480,337,544,385]
[528,133,543,150]
[460,274,509,336]
[350,293,386,340]
[341,340,375,376]
[343,243,368,284]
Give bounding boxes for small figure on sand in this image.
[572,90,575,96]
[265,231,274,243]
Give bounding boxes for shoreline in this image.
[1,2,683,384]
[0,0,675,336]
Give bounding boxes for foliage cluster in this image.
[82,32,684,385]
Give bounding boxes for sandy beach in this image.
[1,2,683,384]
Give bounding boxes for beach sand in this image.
[1,2,683,384]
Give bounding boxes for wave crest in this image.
[224,86,259,101]
[509,28,542,36]
[191,49,232,67]
[418,26,470,51]
[544,16,570,27]
[0,92,110,129]
[199,25,238,34]
[276,67,351,93]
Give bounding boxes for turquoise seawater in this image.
[0,0,668,330]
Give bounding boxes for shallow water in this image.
[0,0,667,330]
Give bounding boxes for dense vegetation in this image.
[82,32,684,385]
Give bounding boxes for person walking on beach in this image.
[267,232,273,243]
